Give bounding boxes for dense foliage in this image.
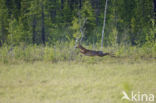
[0,0,155,46]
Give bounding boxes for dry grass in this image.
[0,59,156,103]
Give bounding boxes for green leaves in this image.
[0,0,155,46]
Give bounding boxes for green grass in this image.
[0,59,156,103]
[0,43,156,63]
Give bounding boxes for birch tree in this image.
[101,0,108,48]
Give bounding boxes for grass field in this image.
[0,58,156,103]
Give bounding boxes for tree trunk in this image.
[154,0,156,40]
[61,0,64,22]
[154,0,156,24]
[101,0,108,48]
[61,0,64,9]
[95,0,99,25]
[0,18,5,46]
[6,0,12,17]
[32,15,36,44]
[51,0,56,23]
[79,0,82,9]
[41,2,45,45]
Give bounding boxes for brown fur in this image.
[76,44,114,57]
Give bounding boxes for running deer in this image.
[76,43,114,57]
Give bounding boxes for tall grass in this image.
[0,42,156,63]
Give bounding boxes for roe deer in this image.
[76,43,114,57]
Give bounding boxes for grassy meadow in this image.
[0,0,155,102]
[0,44,156,103]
